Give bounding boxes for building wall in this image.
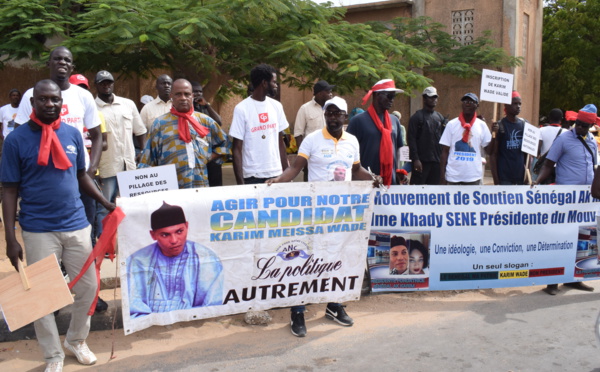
[0,0,542,133]
[416,0,542,124]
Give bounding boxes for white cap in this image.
[323,96,348,113]
[423,86,438,97]
[140,95,153,105]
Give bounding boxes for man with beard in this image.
[407,86,446,185]
[268,96,380,337]
[139,79,229,189]
[490,91,528,185]
[439,93,492,185]
[2,80,115,372]
[140,74,173,131]
[347,79,404,186]
[230,64,289,185]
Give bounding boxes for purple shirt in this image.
[547,129,597,185]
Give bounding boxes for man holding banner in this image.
[1,80,116,372]
[347,79,404,186]
[439,93,492,185]
[534,104,599,295]
[268,96,380,337]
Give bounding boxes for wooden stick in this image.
[17,260,31,291]
[525,154,532,185]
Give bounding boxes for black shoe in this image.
[325,303,353,326]
[543,284,559,295]
[564,282,594,292]
[290,311,306,337]
[95,297,109,313]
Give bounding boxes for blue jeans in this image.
[95,176,118,239]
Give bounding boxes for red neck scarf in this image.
[170,107,209,143]
[367,104,394,186]
[458,112,476,143]
[547,123,561,127]
[29,111,72,170]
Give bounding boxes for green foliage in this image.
[369,16,522,79]
[541,0,600,115]
[0,0,520,100]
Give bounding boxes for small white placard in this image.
[399,146,411,162]
[117,164,179,198]
[521,122,540,156]
[480,69,514,104]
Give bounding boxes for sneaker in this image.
[544,284,559,295]
[63,340,97,365]
[45,361,63,372]
[290,311,306,337]
[325,304,354,326]
[95,297,109,313]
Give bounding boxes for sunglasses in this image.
[384,92,397,100]
[324,110,347,118]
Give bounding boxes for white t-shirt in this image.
[229,96,290,178]
[439,117,491,183]
[0,104,18,138]
[539,125,565,155]
[298,128,360,182]
[16,84,101,169]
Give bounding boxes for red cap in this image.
[69,74,89,89]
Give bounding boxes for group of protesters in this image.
[2,45,600,371]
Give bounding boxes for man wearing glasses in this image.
[534,104,599,295]
[439,93,492,185]
[347,79,404,186]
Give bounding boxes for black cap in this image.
[314,80,335,95]
[95,70,114,84]
[461,92,479,104]
[151,202,186,230]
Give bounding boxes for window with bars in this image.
[452,9,474,46]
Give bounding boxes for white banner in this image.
[480,69,514,104]
[521,123,540,157]
[118,182,374,334]
[369,185,600,292]
[117,164,178,198]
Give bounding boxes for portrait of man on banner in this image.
[127,202,223,318]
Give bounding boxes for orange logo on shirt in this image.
[258,113,269,123]
[61,104,69,116]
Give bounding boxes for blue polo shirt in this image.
[0,121,88,232]
[547,128,597,185]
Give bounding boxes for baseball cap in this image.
[141,95,153,105]
[69,74,89,89]
[314,80,335,95]
[461,93,479,104]
[423,86,438,97]
[95,70,114,83]
[323,96,348,113]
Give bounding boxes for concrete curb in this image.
[0,301,123,342]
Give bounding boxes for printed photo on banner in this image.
[367,231,430,291]
[118,182,375,334]
[575,224,600,279]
